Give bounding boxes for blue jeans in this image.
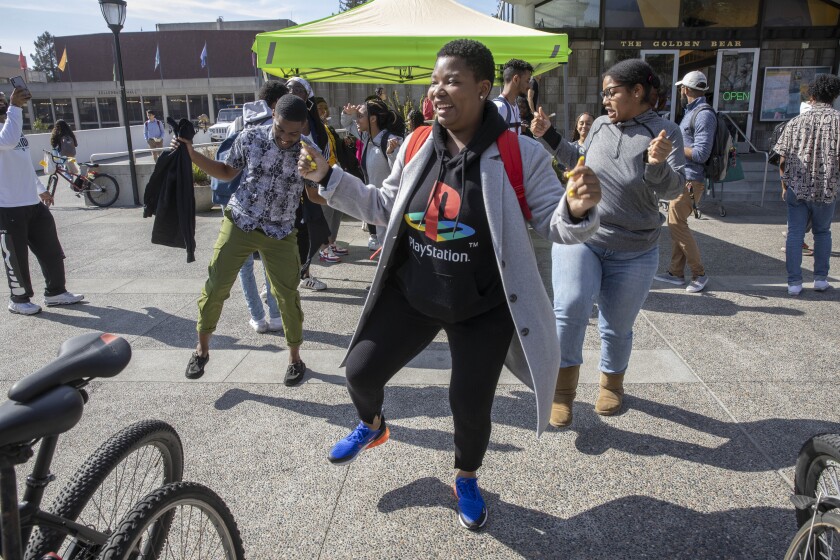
[785,189,837,286]
[552,243,659,374]
[240,254,280,321]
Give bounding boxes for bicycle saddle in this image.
[8,332,131,403]
[0,385,84,448]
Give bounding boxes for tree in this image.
[31,31,58,82]
[339,0,367,12]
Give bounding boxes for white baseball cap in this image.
[676,71,709,92]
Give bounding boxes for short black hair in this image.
[807,74,840,104]
[436,39,495,84]
[275,94,308,122]
[604,58,661,100]
[146,110,155,116]
[259,80,289,109]
[502,58,534,83]
[313,96,327,106]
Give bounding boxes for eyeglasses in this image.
[600,84,627,99]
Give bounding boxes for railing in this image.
[89,143,218,164]
[720,113,770,207]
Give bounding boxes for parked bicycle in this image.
[784,433,840,559]
[0,332,244,560]
[43,152,120,208]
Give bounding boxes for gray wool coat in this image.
[318,132,600,434]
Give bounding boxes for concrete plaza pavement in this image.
[2,178,838,558]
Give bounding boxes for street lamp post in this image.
[100,0,139,205]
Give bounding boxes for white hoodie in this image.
[225,100,273,139]
[0,106,44,207]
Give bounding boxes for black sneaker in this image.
[284,360,306,386]
[185,352,209,379]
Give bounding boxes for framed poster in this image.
[760,66,831,121]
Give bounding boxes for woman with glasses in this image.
[534,59,685,428]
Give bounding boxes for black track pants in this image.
[0,203,67,303]
[344,284,515,472]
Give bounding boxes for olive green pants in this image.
[196,212,303,345]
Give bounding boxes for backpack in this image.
[689,106,734,182]
[404,125,532,220]
[493,95,521,134]
[210,133,242,205]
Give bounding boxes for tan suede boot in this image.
[550,366,580,428]
[595,372,625,416]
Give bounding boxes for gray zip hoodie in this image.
[575,109,685,252]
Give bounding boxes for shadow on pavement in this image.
[644,291,808,316]
[377,477,791,559]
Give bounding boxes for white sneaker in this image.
[686,275,709,293]
[267,317,284,331]
[44,292,84,306]
[788,284,803,296]
[8,301,42,315]
[249,318,269,333]
[367,236,380,251]
[299,277,327,291]
[814,280,830,292]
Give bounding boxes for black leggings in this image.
[344,284,514,472]
[0,203,67,303]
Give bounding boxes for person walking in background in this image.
[407,109,426,133]
[530,109,594,172]
[341,98,403,251]
[493,58,533,134]
[175,94,311,385]
[301,39,601,531]
[527,73,540,114]
[0,89,83,315]
[49,120,79,175]
[653,71,712,293]
[535,59,685,428]
[774,73,840,295]
[144,110,165,162]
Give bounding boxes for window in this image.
[535,0,600,28]
[167,95,187,121]
[764,0,839,27]
[126,96,144,125]
[142,96,163,121]
[681,0,759,27]
[188,95,210,128]
[97,97,119,127]
[236,92,255,104]
[53,98,74,127]
[606,0,680,28]
[32,99,54,128]
[213,94,234,116]
[78,97,98,130]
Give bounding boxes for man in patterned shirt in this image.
[174,94,313,384]
[774,73,840,296]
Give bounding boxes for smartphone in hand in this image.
[9,75,28,91]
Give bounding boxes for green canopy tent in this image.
[253,0,570,84]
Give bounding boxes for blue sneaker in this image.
[328,418,389,464]
[453,476,487,530]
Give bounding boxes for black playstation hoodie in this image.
[390,102,508,323]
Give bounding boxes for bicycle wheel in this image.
[47,174,58,198]
[99,482,245,560]
[26,420,183,559]
[784,511,840,560]
[85,173,120,207]
[795,434,840,526]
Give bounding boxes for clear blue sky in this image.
[2,0,500,61]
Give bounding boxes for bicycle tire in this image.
[26,420,183,559]
[795,433,840,526]
[85,173,120,207]
[47,174,58,198]
[783,510,840,560]
[99,481,245,560]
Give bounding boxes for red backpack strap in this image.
[496,130,532,221]
[403,125,433,165]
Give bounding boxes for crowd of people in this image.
[3,38,839,533]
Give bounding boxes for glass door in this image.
[714,48,759,152]
[641,50,679,122]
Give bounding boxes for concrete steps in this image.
[703,153,777,209]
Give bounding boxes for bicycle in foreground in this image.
[784,433,840,559]
[42,152,120,208]
[0,332,244,559]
